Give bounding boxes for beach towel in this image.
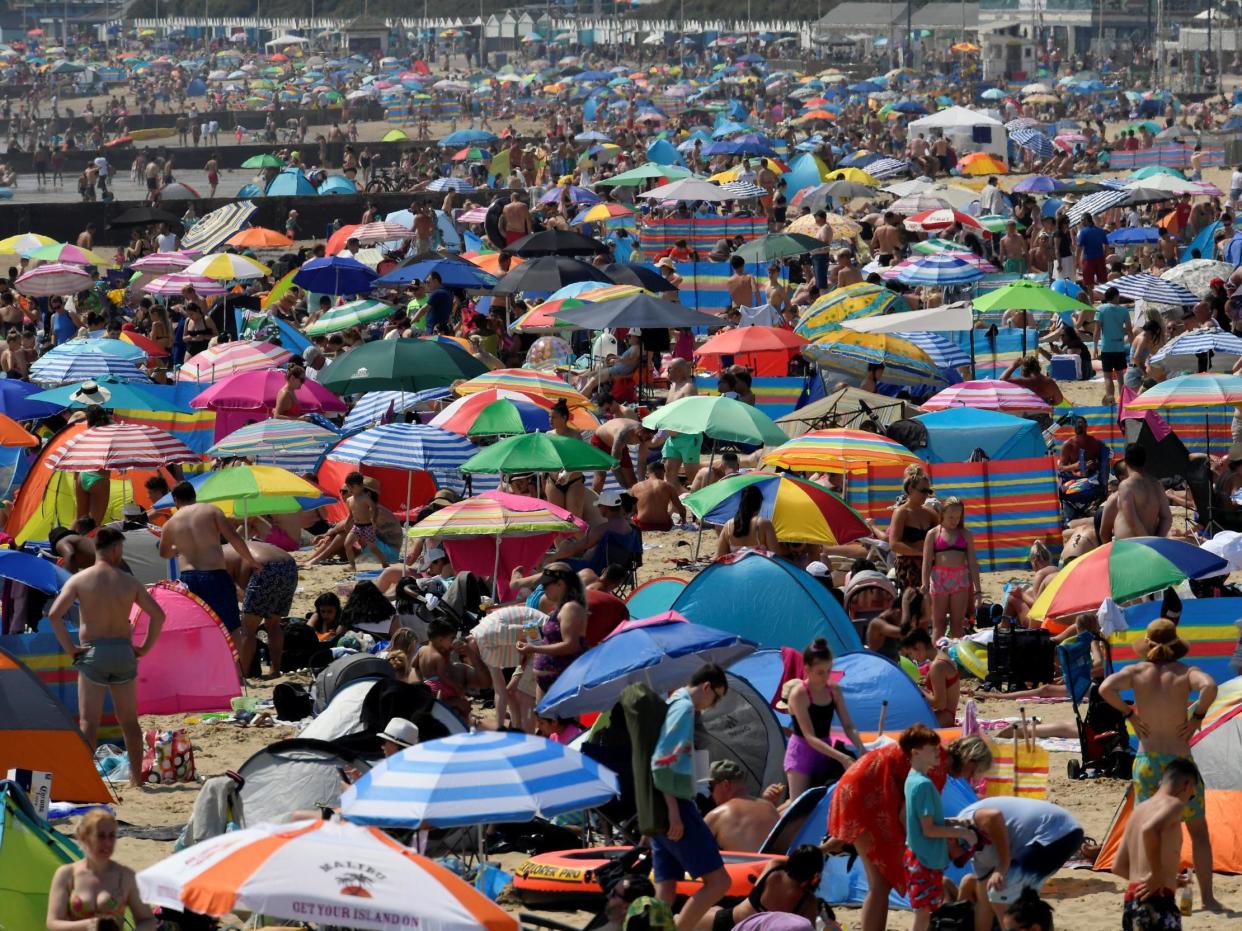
[620,683,669,837]
[770,646,806,711]
[175,773,243,851]
[652,686,696,801]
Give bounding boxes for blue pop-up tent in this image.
[915,408,1047,463]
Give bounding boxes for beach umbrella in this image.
[190,370,347,414]
[143,273,230,297]
[511,285,644,332]
[129,250,198,273]
[352,221,417,245]
[342,388,452,433]
[427,177,476,193]
[887,194,952,216]
[900,331,973,370]
[240,153,285,169]
[456,368,590,407]
[292,255,377,295]
[226,227,294,249]
[180,341,293,380]
[1106,272,1197,305]
[637,178,732,202]
[596,163,696,187]
[157,182,202,201]
[786,212,862,237]
[600,263,677,293]
[536,185,600,206]
[137,818,516,931]
[494,255,611,295]
[537,615,757,717]
[184,252,270,281]
[319,339,487,396]
[732,232,822,263]
[54,338,146,363]
[554,292,723,330]
[573,202,634,224]
[1162,260,1236,298]
[30,349,152,386]
[503,229,609,257]
[0,379,66,419]
[762,428,925,473]
[958,153,1007,176]
[407,490,583,539]
[0,232,55,256]
[28,243,118,268]
[375,258,498,290]
[686,472,869,545]
[150,469,333,518]
[1150,330,1242,373]
[922,379,1050,412]
[1011,174,1058,193]
[431,389,597,434]
[0,412,39,448]
[194,465,322,509]
[209,420,338,472]
[440,128,499,147]
[304,299,396,336]
[695,327,808,367]
[1124,373,1242,411]
[27,377,183,413]
[43,423,199,471]
[804,331,944,387]
[794,283,909,341]
[328,422,477,477]
[1107,227,1160,245]
[180,201,258,253]
[642,395,787,446]
[1031,538,1227,621]
[14,262,92,297]
[460,432,616,474]
[971,279,1093,315]
[894,253,984,287]
[0,549,71,593]
[904,208,985,232]
[341,731,617,829]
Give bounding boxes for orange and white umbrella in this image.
[137,818,517,931]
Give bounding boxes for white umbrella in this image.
[638,177,731,202]
[1162,260,1235,298]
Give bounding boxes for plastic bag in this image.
[94,744,131,783]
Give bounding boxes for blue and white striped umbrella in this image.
[864,157,908,178]
[1009,127,1054,158]
[1109,272,1198,305]
[426,177,476,193]
[902,331,972,370]
[1150,328,1242,371]
[328,422,476,473]
[340,731,619,828]
[1068,189,1130,224]
[59,338,148,363]
[721,180,767,199]
[341,387,453,432]
[30,349,153,386]
[895,253,984,287]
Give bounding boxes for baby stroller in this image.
[1059,630,1134,780]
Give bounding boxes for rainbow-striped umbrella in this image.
[180,341,293,380]
[763,428,925,474]
[431,389,598,433]
[1031,537,1227,621]
[144,272,231,296]
[1124,373,1242,411]
[454,368,590,407]
[184,252,271,280]
[803,330,943,387]
[407,489,584,538]
[28,242,118,268]
[685,472,869,545]
[209,419,338,472]
[922,379,1050,412]
[794,282,910,341]
[511,285,643,332]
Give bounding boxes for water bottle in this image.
[1177,869,1194,916]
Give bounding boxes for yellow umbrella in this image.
[184,253,271,280]
[951,42,980,53]
[825,168,879,186]
[959,153,1008,176]
[787,212,861,238]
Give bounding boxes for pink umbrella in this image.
[131,250,200,273]
[191,369,348,412]
[14,262,92,297]
[144,272,230,296]
[921,379,1051,412]
[43,423,202,471]
[180,340,293,381]
[352,221,417,245]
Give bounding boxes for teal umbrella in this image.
[56,338,146,363]
[641,395,786,446]
[29,377,187,411]
[460,433,616,474]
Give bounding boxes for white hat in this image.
[806,561,830,578]
[378,717,419,748]
[597,489,624,508]
[419,546,447,569]
[69,380,112,406]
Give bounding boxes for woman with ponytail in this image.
[715,483,779,556]
[782,638,865,800]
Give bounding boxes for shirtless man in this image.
[1114,759,1205,930]
[159,481,259,645]
[50,525,95,573]
[500,191,532,246]
[726,255,759,309]
[630,462,687,531]
[999,222,1028,274]
[703,759,781,852]
[1100,619,1221,910]
[224,541,298,679]
[591,418,654,491]
[1113,445,1172,540]
[871,213,903,266]
[833,250,862,288]
[48,527,165,787]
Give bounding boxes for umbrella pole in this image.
[402,469,413,575]
[691,447,717,564]
[1206,411,1214,531]
[492,530,501,600]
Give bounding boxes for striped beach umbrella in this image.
[427,177,476,193]
[686,472,869,545]
[181,200,258,253]
[14,262,92,297]
[720,180,767,199]
[30,349,153,386]
[922,379,1050,412]
[1125,373,1242,411]
[803,331,944,387]
[56,338,147,363]
[1108,273,1197,305]
[794,282,910,341]
[328,422,477,474]
[184,252,271,281]
[352,221,417,245]
[904,208,985,232]
[430,388,597,433]
[572,202,634,224]
[894,253,985,287]
[407,490,584,539]
[180,341,293,381]
[0,232,55,256]
[1150,330,1242,373]
[304,299,396,337]
[136,818,516,931]
[1031,537,1227,621]
[143,272,231,297]
[28,243,118,268]
[130,250,199,273]
[901,331,972,370]
[454,368,590,407]
[864,157,907,178]
[341,731,617,828]
[1067,189,1130,224]
[762,428,925,474]
[511,285,643,332]
[209,419,338,472]
[472,605,547,670]
[1009,128,1054,158]
[43,423,200,471]
[910,237,965,255]
[341,387,453,433]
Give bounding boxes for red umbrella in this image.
[694,326,808,376]
[904,208,986,232]
[44,423,201,471]
[325,223,362,255]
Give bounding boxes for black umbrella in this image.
[601,263,676,293]
[493,256,612,294]
[503,229,609,257]
[555,293,724,329]
[107,207,183,231]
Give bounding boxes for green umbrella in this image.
[195,464,321,502]
[319,339,488,396]
[305,299,396,337]
[241,153,286,169]
[466,399,539,438]
[641,395,787,446]
[460,433,616,474]
[596,162,697,187]
[733,232,823,264]
[971,279,1092,314]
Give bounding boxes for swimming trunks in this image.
[1123,884,1181,931]
[242,559,298,618]
[663,432,703,464]
[74,637,138,685]
[633,516,673,532]
[1133,751,1206,822]
[352,522,377,545]
[180,568,241,631]
[930,564,971,597]
[903,846,944,911]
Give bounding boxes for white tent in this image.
[843,302,974,333]
[908,106,1007,163]
[265,33,310,49]
[908,105,1003,130]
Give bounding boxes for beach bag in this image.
[140,728,196,786]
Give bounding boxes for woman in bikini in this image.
[273,364,306,419]
[889,465,938,595]
[920,496,980,641]
[181,302,216,359]
[544,399,588,519]
[47,809,156,931]
[783,638,866,800]
[715,484,780,556]
[899,626,961,727]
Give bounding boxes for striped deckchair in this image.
[1107,144,1225,171]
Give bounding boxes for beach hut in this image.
[671,551,861,655]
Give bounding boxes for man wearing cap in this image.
[552,489,641,570]
[1099,619,1222,910]
[703,759,781,853]
[378,717,419,756]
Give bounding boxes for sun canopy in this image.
[843,302,973,333]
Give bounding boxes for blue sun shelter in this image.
[671,552,860,655]
[916,408,1047,463]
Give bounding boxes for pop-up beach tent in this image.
[0,780,80,928]
[914,408,1048,463]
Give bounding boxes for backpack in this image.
[281,621,332,674]
[273,682,313,721]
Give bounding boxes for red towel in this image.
[771,646,805,710]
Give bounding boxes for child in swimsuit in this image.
[920,497,980,641]
[412,615,474,719]
[342,473,389,572]
[900,626,962,727]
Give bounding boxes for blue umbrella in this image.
[374,258,498,290]
[537,614,757,717]
[1009,127,1054,159]
[895,254,984,287]
[340,731,619,828]
[902,331,972,370]
[0,549,71,594]
[328,422,476,474]
[0,379,66,420]
[1109,272,1197,305]
[29,350,152,387]
[440,128,498,147]
[341,387,452,432]
[891,100,927,114]
[29,377,192,412]
[1108,227,1159,244]
[426,177,476,193]
[58,338,146,363]
[292,255,378,296]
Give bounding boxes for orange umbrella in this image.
[227,227,294,249]
[463,251,526,274]
[0,412,39,447]
[325,224,361,256]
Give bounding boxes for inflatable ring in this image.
[483,195,546,251]
[953,639,990,681]
[513,847,779,900]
